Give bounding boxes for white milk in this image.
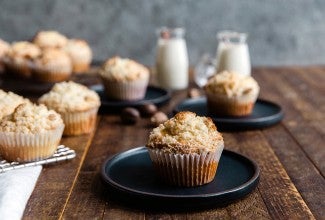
[216,31,251,76]
[156,28,189,90]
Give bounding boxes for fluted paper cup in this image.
[60,107,98,136]
[0,124,64,162]
[101,75,149,101]
[148,146,224,187]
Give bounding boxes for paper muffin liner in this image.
[72,61,91,74]
[30,62,72,83]
[206,92,258,117]
[60,107,98,136]
[3,57,32,78]
[101,76,149,101]
[148,146,224,187]
[0,124,64,162]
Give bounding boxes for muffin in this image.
[31,48,72,82]
[146,111,224,187]
[0,89,31,119]
[65,39,92,73]
[3,41,41,78]
[204,71,260,116]
[0,38,10,72]
[99,56,149,101]
[33,30,68,49]
[0,103,64,162]
[38,81,100,136]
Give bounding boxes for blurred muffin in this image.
[65,39,92,73]
[0,39,10,72]
[99,56,149,101]
[0,103,64,162]
[0,89,31,119]
[33,30,68,49]
[146,111,224,187]
[31,48,72,82]
[39,81,100,136]
[3,41,41,78]
[204,71,260,116]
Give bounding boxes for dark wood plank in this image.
[254,68,325,176]
[23,128,97,219]
[231,131,314,220]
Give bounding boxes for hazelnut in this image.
[138,103,158,117]
[188,88,201,99]
[120,107,140,124]
[150,111,168,127]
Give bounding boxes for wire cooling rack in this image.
[0,145,76,173]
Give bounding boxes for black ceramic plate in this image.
[91,85,171,109]
[101,147,260,211]
[174,97,284,131]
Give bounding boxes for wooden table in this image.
[12,66,325,219]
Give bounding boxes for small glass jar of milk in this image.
[156,27,189,90]
[216,31,251,76]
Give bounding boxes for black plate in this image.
[101,147,260,211]
[91,85,171,110]
[174,98,284,131]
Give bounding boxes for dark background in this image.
[1,0,324,66]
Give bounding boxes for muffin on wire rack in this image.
[0,103,64,162]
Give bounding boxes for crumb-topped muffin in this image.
[99,56,149,100]
[0,39,10,72]
[3,41,41,78]
[65,39,92,73]
[33,30,68,49]
[31,48,72,82]
[0,103,64,162]
[0,89,31,119]
[39,81,100,136]
[204,71,260,116]
[146,111,224,187]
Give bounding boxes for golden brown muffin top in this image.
[204,71,259,98]
[65,39,92,62]
[33,30,68,48]
[39,81,100,112]
[0,103,63,134]
[6,41,41,59]
[34,48,71,69]
[0,90,31,119]
[146,111,223,154]
[99,56,149,82]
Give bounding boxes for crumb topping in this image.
[0,103,63,133]
[99,56,149,82]
[146,111,223,154]
[34,48,72,71]
[0,90,31,119]
[65,39,92,62]
[7,41,41,59]
[205,71,260,98]
[33,31,68,48]
[39,81,100,112]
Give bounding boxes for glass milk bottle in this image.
[216,31,251,76]
[156,27,189,90]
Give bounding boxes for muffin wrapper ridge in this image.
[148,147,224,187]
[206,92,258,116]
[3,57,32,78]
[30,62,72,82]
[61,107,98,136]
[0,125,64,162]
[101,76,149,101]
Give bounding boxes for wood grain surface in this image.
[3,66,322,219]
